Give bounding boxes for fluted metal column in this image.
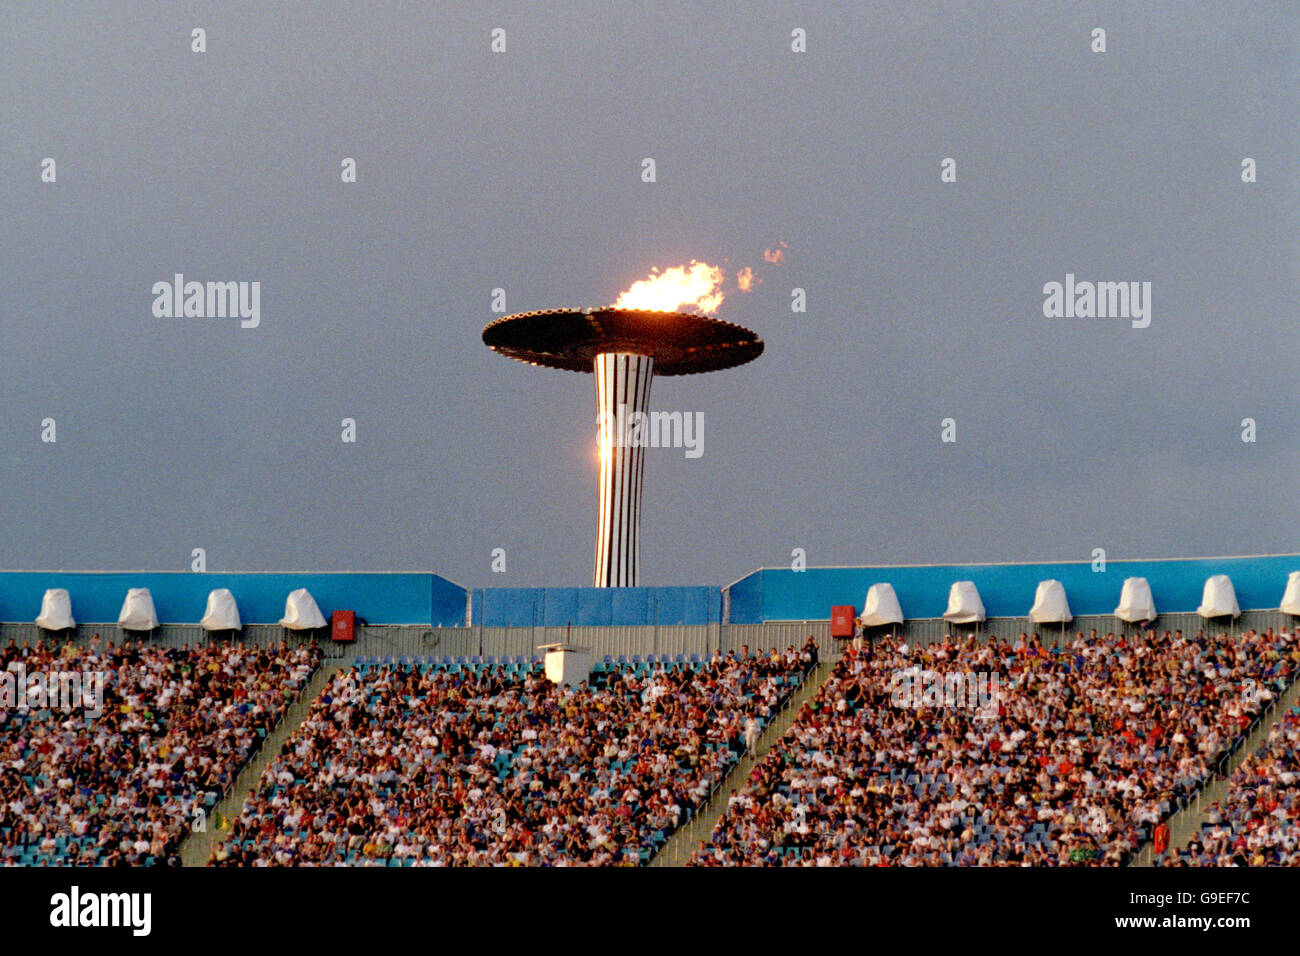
[593,352,654,587]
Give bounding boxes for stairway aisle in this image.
[652,658,833,867]
[180,660,345,867]
[1132,675,1300,867]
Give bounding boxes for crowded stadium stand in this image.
[1173,704,1300,866]
[0,638,319,866]
[0,557,1296,868]
[690,626,1297,866]
[209,645,816,865]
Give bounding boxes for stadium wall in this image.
[2,610,1288,663]
[0,571,466,627]
[0,554,1294,636]
[469,586,722,627]
[0,573,721,629]
[725,554,1300,624]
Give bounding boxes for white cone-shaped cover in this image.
[35,588,76,630]
[279,588,327,630]
[1197,574,1241,619]
[1280,571,1300,616]
[1028,579,1073,624]
[942,581,986,624]
[200,588,242,631]
[860,583,904,626]
[117,588,159,630]
[1114,577,1157,623]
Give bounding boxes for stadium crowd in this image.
[691,626,1297,866]
[6,618,1294,869]
[0,636,319,866]
[1173,704,1300,866]
[210,642,817,866]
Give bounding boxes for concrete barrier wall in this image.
[4,609,1288,663]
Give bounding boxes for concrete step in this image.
[1132,674,1300,867]
[180,660,344,866]
[651,656,835,867]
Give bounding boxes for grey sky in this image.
[1,1,1296,589]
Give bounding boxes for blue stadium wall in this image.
[0,554,1294,628]
[0,573,721,628]
[0,572,466,627]
[725,555,1300,624]
[470,586,721,627]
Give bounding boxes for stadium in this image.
[1,556,1297,869]
[3,0,1297,941]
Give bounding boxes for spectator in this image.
[0,638,319,867]
[212,648,806,866]
[1174,699,1300,866]
[692,626,1296,867]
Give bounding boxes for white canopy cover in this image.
[1114,577,1157,623]
[35,588,76,630]
[280,588,327,630]
[200,588,242,631]
[1028,579,1073,624]
[942,581,986,624]
[1197,574,1241,619]
[1280,571,1300,616]
[118,588,159,630]
[860,583,904,626]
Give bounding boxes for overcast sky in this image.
[1,2,1296,589]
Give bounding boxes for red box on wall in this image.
[830,605,857,639]
[331,609,356,643]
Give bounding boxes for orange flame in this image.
[615,247,785,314]
[614,260,725,313]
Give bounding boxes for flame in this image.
[614,247,785,314]
[614,260,725,314]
